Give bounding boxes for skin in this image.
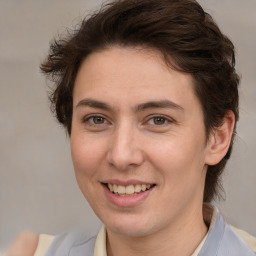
[71,46,235,256]
[6,232,38,256]
[7,46,234,256]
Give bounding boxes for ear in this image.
[205,111,235,165]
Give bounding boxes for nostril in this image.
[107,149,144,170]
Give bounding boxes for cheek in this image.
[71,135,104,178]
[151,138,207,209]
[70,136,107,206]
[148,133,207,185]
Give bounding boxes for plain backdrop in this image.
[0,0,255,251]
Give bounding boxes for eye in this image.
[82,115,109,126]
[90,116,106,125]
[148,116,169,126]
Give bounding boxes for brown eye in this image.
[83,115,107,125]
[145,115,173,132]
[92,116,105,124]
[152,117,167,125]
[82,115,111,131]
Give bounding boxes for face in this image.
[71,46,212,238]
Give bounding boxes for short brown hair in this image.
[41,0,240,202]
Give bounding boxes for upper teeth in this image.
[108,184,152,195]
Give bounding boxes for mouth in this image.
[103,183,156,197]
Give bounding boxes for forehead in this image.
[73,46,201,114]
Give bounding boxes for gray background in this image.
[0,0,255,251]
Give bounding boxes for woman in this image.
[6,0,256,255]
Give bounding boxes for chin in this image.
[108,224,153,238]
[103,213,157,238]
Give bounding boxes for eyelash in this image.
[82,114,174,128]
[145,115,173,127]
[82,115,109,126]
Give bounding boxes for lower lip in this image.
[102,184,155,207]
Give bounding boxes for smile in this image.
[106,183,155,196]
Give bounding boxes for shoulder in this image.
[45,230,97,256]
[215,212,255,255]
[232,226,256,253]
[200,207,256,255]
[219,223,256,255]
[213,223,255,256]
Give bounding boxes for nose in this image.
[107,123,144,171]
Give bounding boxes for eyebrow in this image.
[76,98,184,112]
[76,98,112,111]
[136,100,184,112]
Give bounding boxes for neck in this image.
[106,205,208,256]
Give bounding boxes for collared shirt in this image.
[45,205,255,256]
[94,204,217,256]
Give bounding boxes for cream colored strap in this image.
[34,234,54,256]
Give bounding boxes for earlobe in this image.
[205,111,235,165]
